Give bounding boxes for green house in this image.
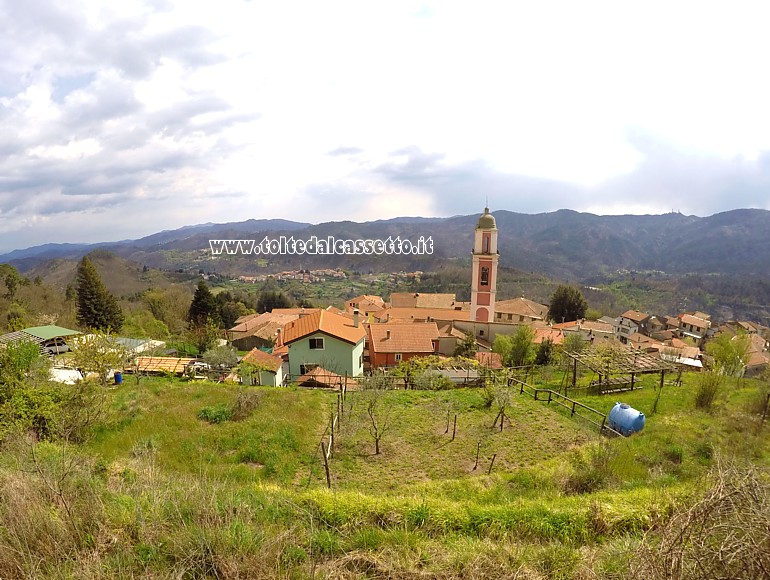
[282,309,365,380]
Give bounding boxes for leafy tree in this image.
[493,334,513,366]
[75,256,124,331]
[453,332,477,358]
[256,291,292,314]
[535,338,554,366]
[509,325,536,367]
[69,331,129,387]
[188,280,219,327]
[0,264,24,301]
[202,344,239,370]
[706,332,750,378]
[0,340,51,399]
[547,285,588,323]
[186,316,220,354]
[143,286,190,334]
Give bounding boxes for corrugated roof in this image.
[134,357,196,374]
[282,310,366,345]
[368,322,439,354]
[23,325,81,340]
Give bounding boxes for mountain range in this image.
[3,209,770,282]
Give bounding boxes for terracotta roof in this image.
[621,310,650,323]
[271,308,322,315]
[229,312,300,342]
[242,348,283,372]
[551,319,614,334]
[326,305,354,319]
[134,357,196,374]
[346,295,385,311]
[533,327,564,345]
[282,309,366,345]
[296,366,357,388]
[437,323,467,339]
[368,322,440,354]
[475,351,502,369]
[374,307,470,323]
[680,314,710,329]
[494,297,548,319]
[390,292,458,309]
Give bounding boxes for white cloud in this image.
[1,0,770,253]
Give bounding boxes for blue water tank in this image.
[114,371,123,385]
[608,402,645,436]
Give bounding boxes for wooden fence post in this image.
[487,454,497,475]
[452,414,457,441]
[473,441,481,471]
[320,442,331,489]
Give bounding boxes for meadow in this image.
[1,369,769,578]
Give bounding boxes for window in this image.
[481,267,489,286]
[395,353,402,362]
[507,313,512,321]
[359,355,363,366]
[479,330,484,337]
[309,337,324,350]
[483,234,490,253]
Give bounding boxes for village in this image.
[5,207,768,390]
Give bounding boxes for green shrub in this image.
[197,405,232,424]
[695,372,722,410]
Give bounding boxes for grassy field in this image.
[1,370,769,578]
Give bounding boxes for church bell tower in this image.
[470,207,499,322]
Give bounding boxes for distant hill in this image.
[3,209,770,280]
[27,249,186,298]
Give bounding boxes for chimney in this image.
[299,307,307,318]
[353,308,359,328]
[386,330,391,340]
[275,328,283,347]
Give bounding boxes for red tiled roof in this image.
[533,327,564,345]
[494,297,548,319]
[475,351,502,369]
[296,366,357,388]
[241,348,283,372]
[368,322,439,354]
[390,292,458,309]
[621,310,650,323]
[374,307,470,322]
[680,314,710,329]
[282,310,366,345]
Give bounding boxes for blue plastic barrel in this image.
[608,402,645,436]
[114,371,123,385]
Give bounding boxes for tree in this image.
[706,332,750,378]
[185,316,220,354]
[75,256,124,331]
[0,340,50,399]
[256,291,292,314]
[453,332,477,358]
[202,345,239,371]
[547,285,588,323]
[509,325,536,367]
[358,373,394,455]
[493,334,513,366]
[69,331,129,387]
[187,281,219,327]
[535,338,554,366]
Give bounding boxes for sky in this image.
[2,0,770,253]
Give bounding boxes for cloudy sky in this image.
[2,0,770,252]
